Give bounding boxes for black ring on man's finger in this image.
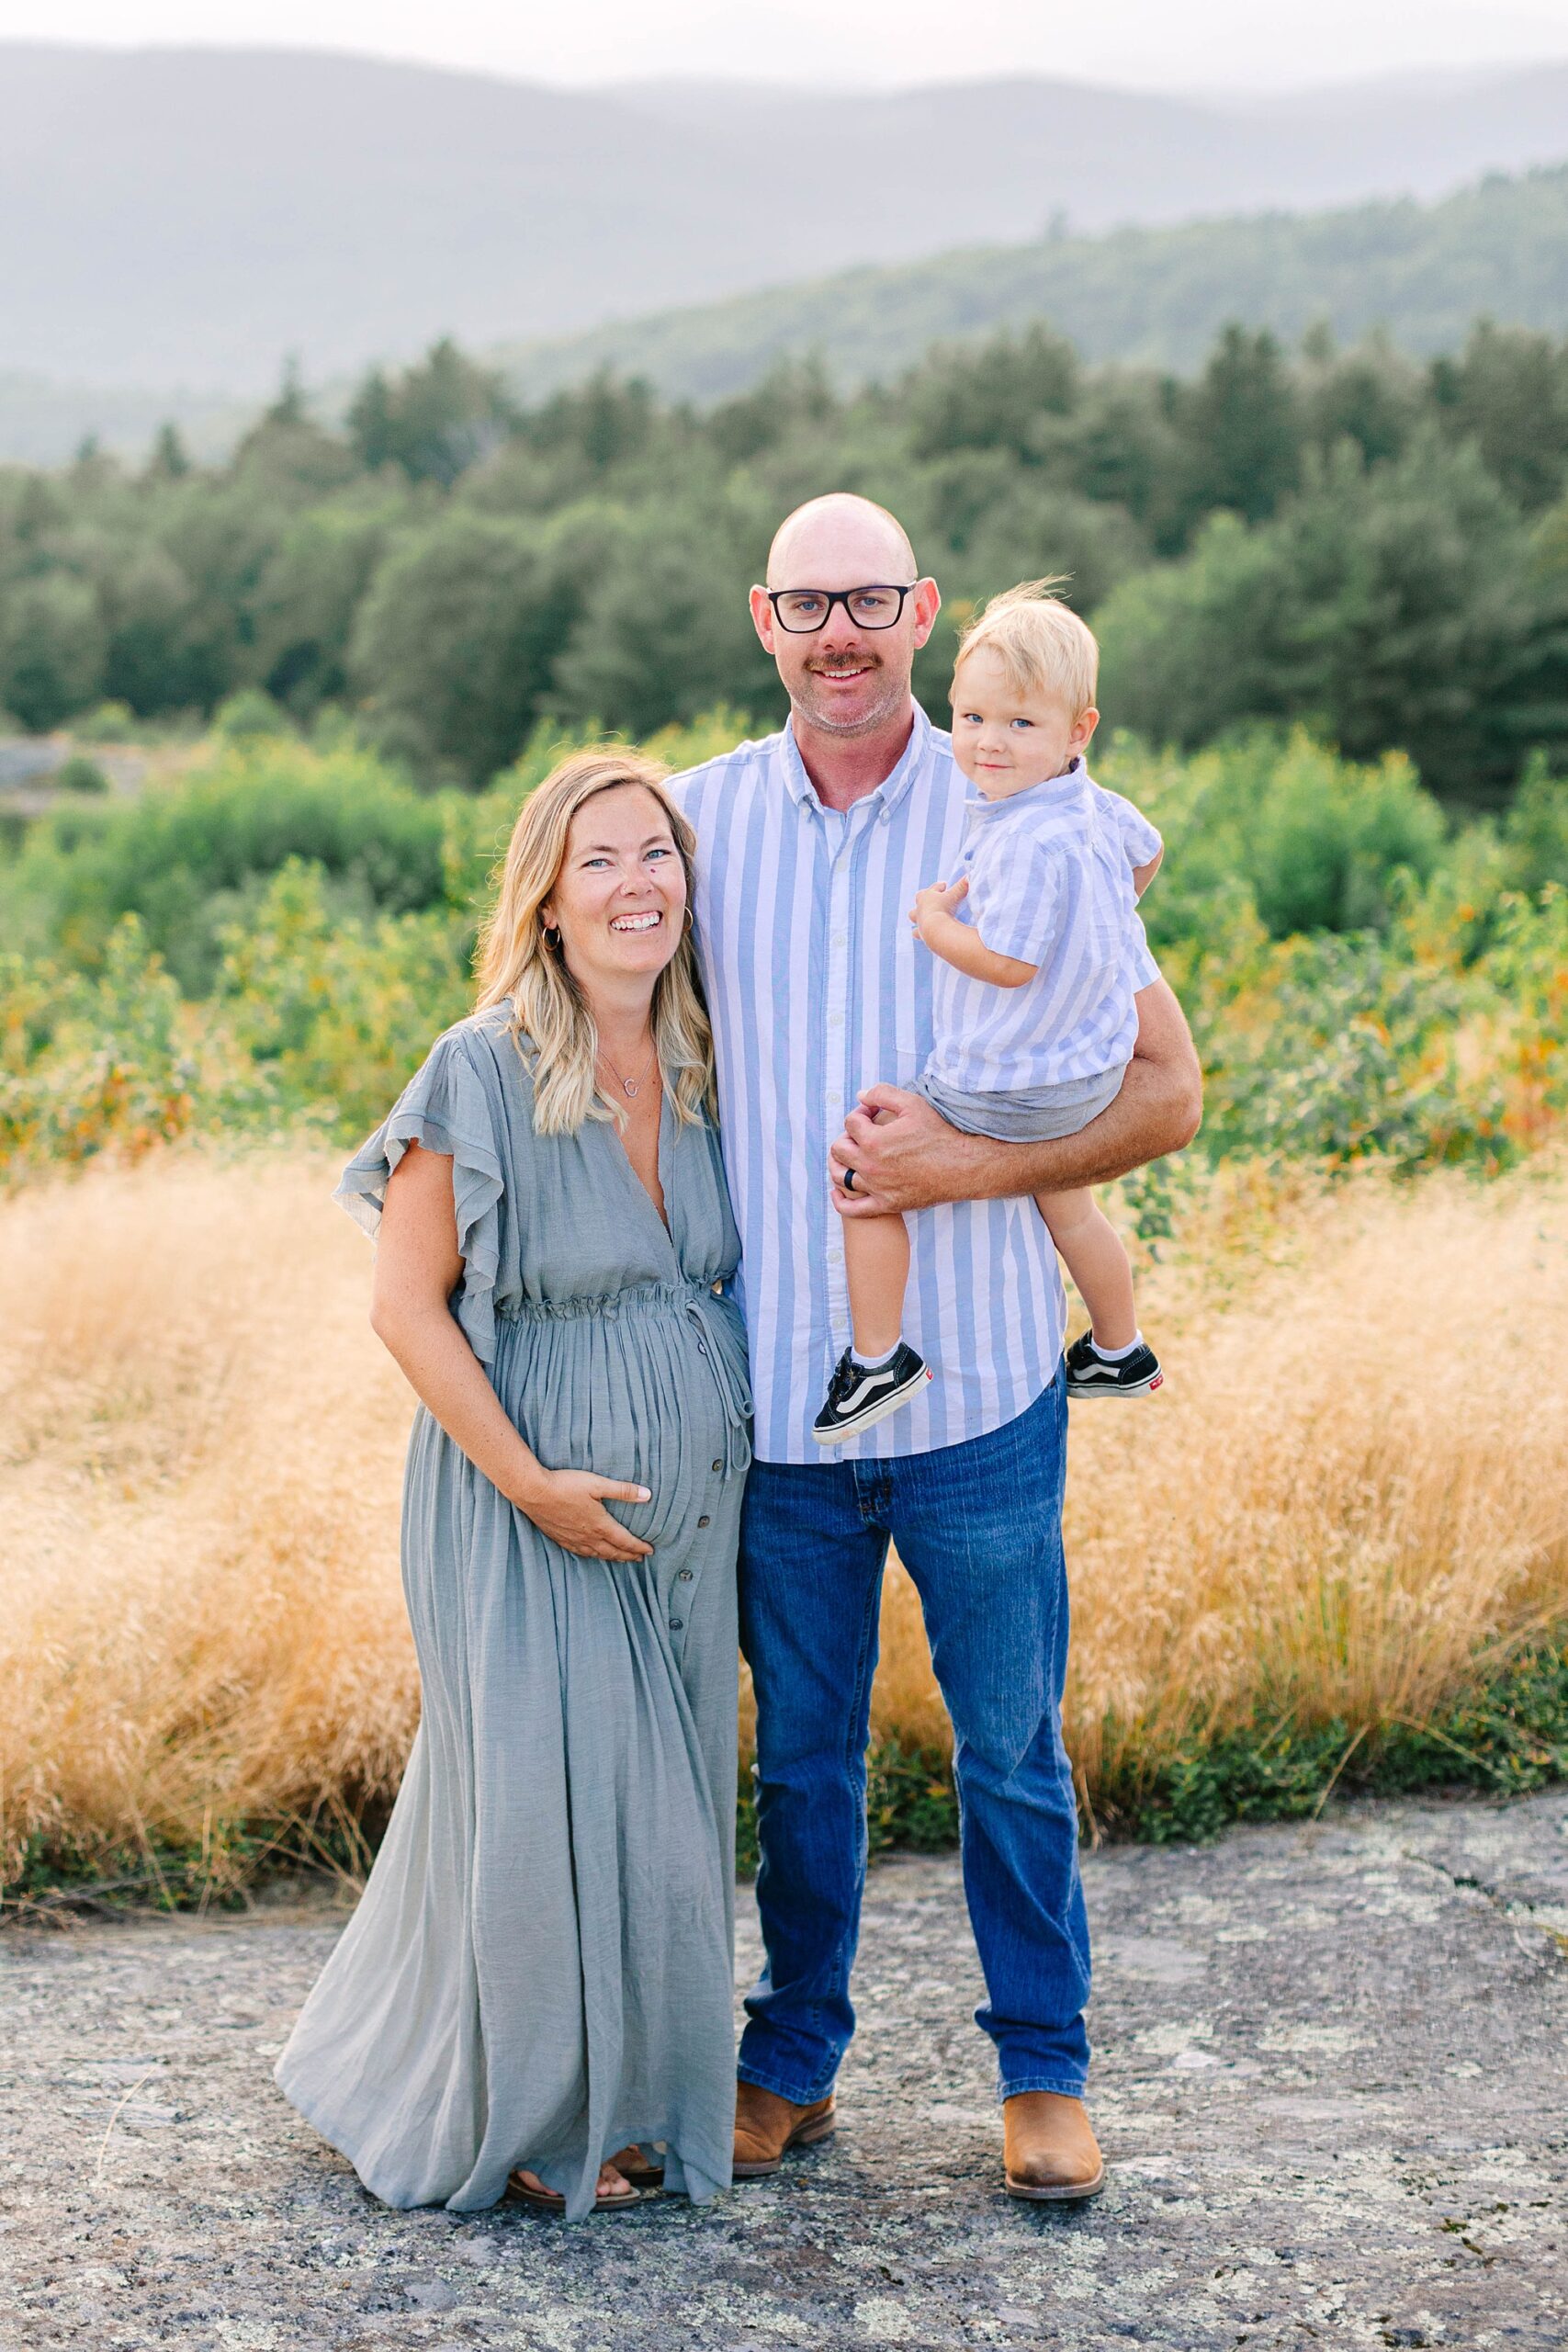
[843,1166,856,1193]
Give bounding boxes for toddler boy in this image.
[813,581,1165,1444]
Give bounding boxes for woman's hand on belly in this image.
[512,1465,655,1562]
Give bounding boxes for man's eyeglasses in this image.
[765,584,918,633]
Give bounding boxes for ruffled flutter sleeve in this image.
[334,1026,506,1367]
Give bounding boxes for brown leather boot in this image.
[732,2080,837,2178]
[1002,2091,1105,2201]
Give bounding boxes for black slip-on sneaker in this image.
[811,1343,931,1445]
[1063,1331,1164,1399]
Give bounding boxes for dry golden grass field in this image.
[2,1148,1565,1895]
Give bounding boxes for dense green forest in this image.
[506,166,1568,401]
[4,312,1568,806]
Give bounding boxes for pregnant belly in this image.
[491,1297,750,1552]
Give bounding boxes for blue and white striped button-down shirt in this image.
[670,706,1157,1464]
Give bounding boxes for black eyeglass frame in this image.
[764,583,919,633]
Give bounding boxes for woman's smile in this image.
[541,785,689,989]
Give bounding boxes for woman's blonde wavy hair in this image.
[473,749,716,1136]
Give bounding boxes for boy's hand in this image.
[911,876,967,945]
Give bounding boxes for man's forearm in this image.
[952,978,1201,1200]
[939,1049,1200,1202]
[830,978,1202,1217]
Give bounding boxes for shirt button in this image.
[697,1342,708,1357]
[711,1459,722,1474]
[668,1616,683,1632]
[697,1515,710,1529]
[677,1568,694,1582]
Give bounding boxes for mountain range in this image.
[5,41,1568,398]
[500,164,1568,404]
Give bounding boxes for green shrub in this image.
[1100,1638,1568,1844]
[71,700,140,744]
[52,755,109,796]
[1505,751,1568,893]
[1189,930,1509,1171]
[1105,727,1447,945]
[7,739,454,991]
[214,860,473,1135]
[0,919,281,1179]
[212,687,296,742]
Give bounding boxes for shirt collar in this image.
[780,700,931,820]
[970,752,1091,820]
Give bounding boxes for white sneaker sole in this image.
[1066,1369,1164,1400]
[812,1366,932,1446]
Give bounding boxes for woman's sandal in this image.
[506,2144,663,2216]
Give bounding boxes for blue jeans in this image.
[737,1370,1089,2105]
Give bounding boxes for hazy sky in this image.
[5,0,1568,93]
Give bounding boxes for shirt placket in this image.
[821,800,874,1348]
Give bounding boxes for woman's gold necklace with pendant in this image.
[598,1039,657,1101]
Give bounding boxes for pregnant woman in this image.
[276,750,750,2222]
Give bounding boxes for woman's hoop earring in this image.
[682,908,694,935]
[541,922,561,950]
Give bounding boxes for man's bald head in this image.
[766,493,918,589]
[750,492,939,756]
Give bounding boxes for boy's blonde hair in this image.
[954,577,1099,717]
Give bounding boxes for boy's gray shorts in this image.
[912,1061,1129,1142]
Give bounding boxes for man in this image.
[670,493,1201,2199]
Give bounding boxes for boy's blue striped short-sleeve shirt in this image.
[925,760,1153,1096]
[669,707,1158,1464]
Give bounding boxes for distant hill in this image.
[4,41,1568,398]
[500,166,1568,402]
[0,374,253,469]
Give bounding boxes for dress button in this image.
[696,1342,708,1357]
[668,1616,683,1632]
[711,1459,722,1474]
[677,1568,694,1582]
[697,1515,710,1529]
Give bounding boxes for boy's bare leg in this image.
[843,1210,911,1361]
[1033,1186,1137,1351]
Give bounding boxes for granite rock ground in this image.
[3,1791,1565,2352]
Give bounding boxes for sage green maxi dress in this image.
[274,1005,751,2222]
